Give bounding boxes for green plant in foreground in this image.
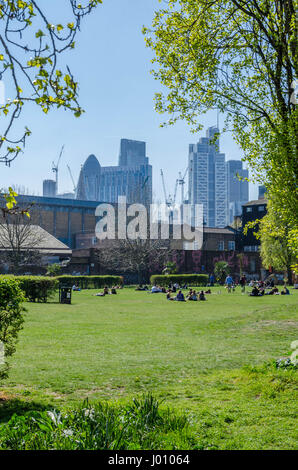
[0,278,26,381]
[0,395,196,450]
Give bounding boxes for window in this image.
[218,241,224,251]
[244,245,259,252]
[258,205,265,211]
[228,240,235,251]
[246,207,252,212]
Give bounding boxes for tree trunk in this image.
[287,265,293,286]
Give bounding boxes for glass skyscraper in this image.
[226,160,249,224]
[76,139,152,206]
[188,126,227,228]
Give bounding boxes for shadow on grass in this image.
[0,398,50,424]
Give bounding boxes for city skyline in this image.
[0,0,257,202]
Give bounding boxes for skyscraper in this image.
[188,126,227,228]
[76,139,152,206]
[226,160,249,224]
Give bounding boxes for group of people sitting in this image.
[150,282,189,295]
[249,284,290,297]
[166,288,210,302]
[94,286,119,297]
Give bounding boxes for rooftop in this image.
[0,225,72,255]
[242,199,268,207]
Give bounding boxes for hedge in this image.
[1,276,58,303]
[56,275,124,289]
[150,274,209,287]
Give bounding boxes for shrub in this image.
[56,275,124,289]
[0,278,26,381]
[150,274,208,287]
[214,261,230,283]
[0,394,196,450]
[2,276,58,303]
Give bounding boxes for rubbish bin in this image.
[59,286,72,304]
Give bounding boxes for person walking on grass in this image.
[239,275,246,294]
[225,274,233,293]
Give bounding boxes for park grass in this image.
[0,287,297,449]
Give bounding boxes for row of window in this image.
[246,205,265,213]
[243,245,260,252]
[218,240,235,251]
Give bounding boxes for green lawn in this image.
[1,287,298,449]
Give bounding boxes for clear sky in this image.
[0,0,258,201]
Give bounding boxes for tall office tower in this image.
[226,160,249,224]
[118,139,148,167]
[76,139,152,206]
[43,179,57,197]
[76,154,101,201]
[188,126,227,228]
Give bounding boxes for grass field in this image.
[1,287,297,449]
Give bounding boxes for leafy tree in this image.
[46,263,62,277]
[144,0,297,246]
[0,0,102,165]
[0,277,26,381]
[257,199,296,283]
[162,261,177,275]
[214,260,230,283]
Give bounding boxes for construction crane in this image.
[160,169,174,207]
[177,167,189,204]
[52,145,64,194]
[67,164,77,194]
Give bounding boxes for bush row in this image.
[150,274,209,287]
[1,276,58,303]
[56,275,123,289]
[1,275,124,302]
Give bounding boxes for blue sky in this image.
[0,0,257,201]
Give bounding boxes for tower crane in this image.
[177,167,189,204]
[67,164,77,194]
[160,169,173,207]
[52,145,64,194]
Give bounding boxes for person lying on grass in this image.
[94,286,111,297]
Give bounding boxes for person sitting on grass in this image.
[281,285,290,295]
[175,290,185,302]
[204,289,212,294]
[190,290,198,301]
[111,287,117,295]
[166,290,174,301]
[151,285,163,293]
[259,287,265,296]
[72,284,81,291]
[199,290,206,301]
[94,286,111,297]
[249,285,260,297]
[186,289,193,300]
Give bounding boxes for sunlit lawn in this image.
[1,287,297,449]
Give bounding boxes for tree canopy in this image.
[144,0,297,239]
[0,0,102,165]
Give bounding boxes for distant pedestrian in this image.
[225,275,233,293]
[239,275,246,293]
